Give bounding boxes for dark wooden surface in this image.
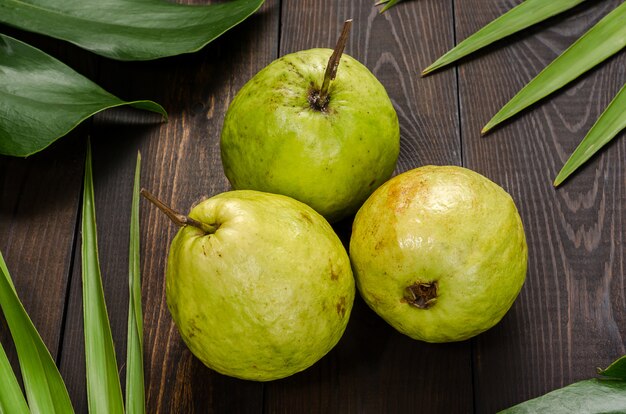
[1,0,625,412]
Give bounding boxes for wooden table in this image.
[1,0,624,412]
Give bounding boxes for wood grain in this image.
[453,0,626,411]
[263,1,472,413]
[1,1,624,412]
[0,133,83,375]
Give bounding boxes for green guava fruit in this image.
[220,43,399,223]
[349,166,527,342]
[157,190,354,381]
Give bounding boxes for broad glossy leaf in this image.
[0,0,265,61]
[0,250,74,414]
[82,142,124,414]
[126,152,145,414]
[483,2,626,133]
[0,340,29,414]
[599,355,626,380]
[375,0,403,13]
[554,84,626,186]
[423,0,586,75]
[499,379,626,413]
[0,34,166,157]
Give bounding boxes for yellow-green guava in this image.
[220,48,399,223]
[349,166,527,342]
[166,190,355,381]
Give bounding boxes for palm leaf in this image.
[81,141,125,414]
[0,340,29,414]
[125,152,145,414]
[0,250,74,414]
[554,83,626,186]
[0,0,265,61]
[483,2,626,133]
[423,0,587,75]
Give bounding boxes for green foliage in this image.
[422,0,626,186]
[0,146,147,412]
[500,379,626,413]
[376,0,403,13]
[0,340,29,414]
[0,0,264,61]
[0,251,74,414]
[0,34,166,157]
[81,141,125,414]
[422,0,586,75]
[0,0,265,156]
[482,2,626,133]
[554,85,626,186]
[126,153,145,414]
[598,355,626,380]
[500,355,626,413]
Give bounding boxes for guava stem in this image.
[311,19,353,111]
[140,189,217,234]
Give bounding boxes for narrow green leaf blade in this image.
[483,2,626,133]
[0,335,29,414]
[0,0,265,61]
[499,379,626,413]
[0,34,166,158]
[554,83,626,186]
[599,355,626,381]
[126,152,145,414]
[375,0,403,13]
[0,250,74,414]
[82,142,125,414]
[423,0,586,75]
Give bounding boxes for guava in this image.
[143,189,355,381]
[220,21,399,223]
[349,166,527,342]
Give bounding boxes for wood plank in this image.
[263,1,471,413]
[454,0,626,411]
[56,2,280,412]
[0,132,83,372]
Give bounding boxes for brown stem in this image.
[140,189,217,234]
[310,19,353,111]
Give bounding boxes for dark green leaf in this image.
[0,250,74,414]
[483,2,626,133]
[599,355,626,380]
[0,34,166,157]
[423,0,586,75]
[0,0,265,61]
[499,379,626,414]
[126,152,145,414]
[82,141,124,414]
[554,84,626,186]
[0,340,29,414]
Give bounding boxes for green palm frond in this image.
[0,250,74,414]
[554,84,626,186]
[425,0,626,185]
[81,141,125,414]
